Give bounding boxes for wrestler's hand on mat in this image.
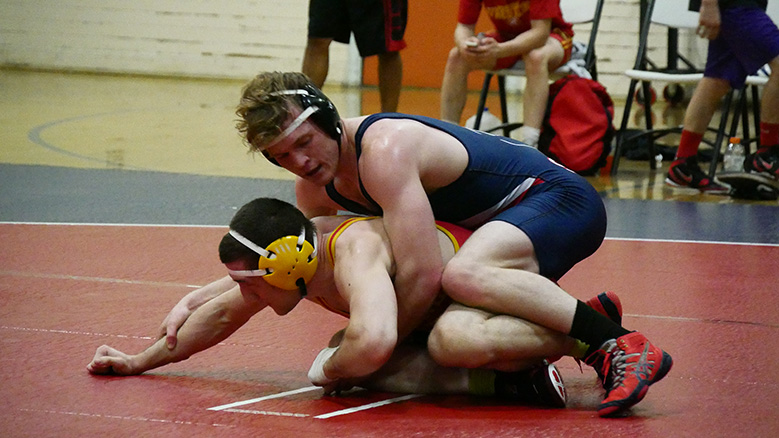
[322,378,357,396]
[308,347,360,395]
[86,345,138,376]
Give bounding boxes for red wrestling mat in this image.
[1,223,778,437]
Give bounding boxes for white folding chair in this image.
[471,0,606,135]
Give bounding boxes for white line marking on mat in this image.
[17,408,234,428]
[221,408,309,417]
[0,221,227,229]
[1,325,154,340]
[1,325,295,350]
[0,270,202,289]
[604,236,779,247]
[313,394,423,419]
[208,386,320,411]
[208,388,422,420]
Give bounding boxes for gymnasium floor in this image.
[1,69,777,437]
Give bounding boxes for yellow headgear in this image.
[226,227,318,292]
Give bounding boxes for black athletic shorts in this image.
[307,0,407,56]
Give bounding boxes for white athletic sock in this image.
[518,126,540,148]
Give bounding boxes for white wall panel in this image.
[0,0,710,100]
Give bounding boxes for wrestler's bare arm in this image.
[357,122,445,341]
[157,275,238,349]
[320,224,399,381]
[88,285,267,376]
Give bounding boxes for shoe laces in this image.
[603,340,656,392]
[599,340,627,390]
[606,350,631,390]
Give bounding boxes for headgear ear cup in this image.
[227,228,318,294]
[298,84,342,140]
[257,234,318,291]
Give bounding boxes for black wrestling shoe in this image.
[666,156,729,193]
[495,361,567,408]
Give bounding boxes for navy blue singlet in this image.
[325,113,607,280]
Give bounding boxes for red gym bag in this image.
[537,75,615,175]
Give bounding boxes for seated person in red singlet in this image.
[87,198,619,407]
[440,0,574,147]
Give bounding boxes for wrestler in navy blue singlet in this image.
[325,113,607,280]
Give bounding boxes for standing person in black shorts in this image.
[302,0,407,112]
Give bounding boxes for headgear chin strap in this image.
[227,227,318,294]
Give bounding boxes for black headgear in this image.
[263,85,342,157]
[293,84,342,141]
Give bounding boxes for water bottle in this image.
[722,137,745,173]
[466,107,502,132]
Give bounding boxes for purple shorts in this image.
[705,7,779,88]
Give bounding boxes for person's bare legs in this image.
[760,55,779,126]
[682,76,731,134]
[441,222,579,337]
[428,303,575,372]
[360,343,472,394]
[666,76,731,190]
[364,303,575,394]
[440,42,501,125]
[517,38,564,146]
[377,51,402,112]
[302,38,332,87]
[440,47,474,124]
[520,38,564,132]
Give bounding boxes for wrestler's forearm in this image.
[134,288,264,373]
[393,271,442,341]
[325,267,399,380]
[326,325,397,380]
[381,208,444,341]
